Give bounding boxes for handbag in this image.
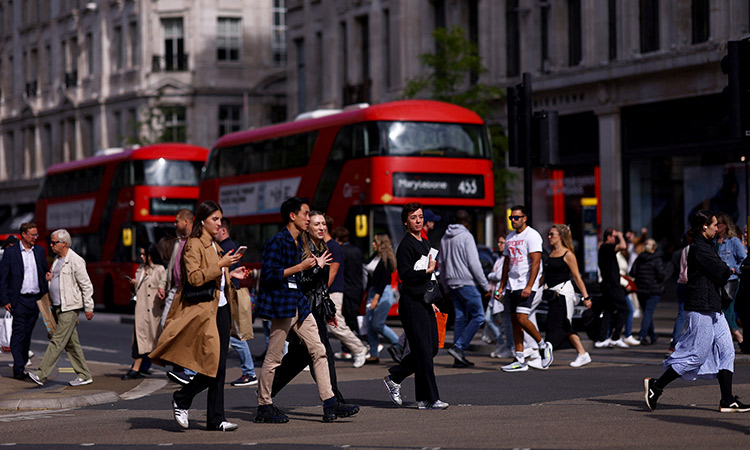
[182,280,216,302]
[1,311,12,353]
[423,278,444,305]
[229,286,255,340]
[720,286,734,310]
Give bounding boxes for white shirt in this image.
[503,226,543,291]
[20,246,41,295]
[213,242,228,307]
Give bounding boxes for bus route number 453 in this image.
[458,179,478,196]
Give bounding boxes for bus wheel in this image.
[104,276,115,312]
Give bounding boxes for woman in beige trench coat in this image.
[150,201,247,432]
[122,243,166,380]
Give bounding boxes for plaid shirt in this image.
[255,227,312,320]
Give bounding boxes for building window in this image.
[114,26,123,70]
[691,0,709,44]
[86,32,94,76]
[341,21,348,85]
[433,0,446,30]
[541,1,550,71]
[160,18,187,71]
[217,17,241,61]
[83,115,94,157]
[568,0,582,66]
[127,108,137,142]
[468,0,479,84]
[113,111,122,146]
[383,9,391,88]
[129,21,139,67]
[506,0,520,78]
[639,0,659,53]
[219,105,242,137]
[272,0,287,66]
[296,39,306,113]
[608,0,617,61]
[161,106,187,142]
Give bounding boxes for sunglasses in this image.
[50,240,60,245]
[509,215,525,221]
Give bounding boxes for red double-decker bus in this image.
[35,144,209,309]
[200,100,495,262]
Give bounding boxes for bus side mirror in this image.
[122,228,133,247]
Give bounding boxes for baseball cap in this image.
[423,209,441,223]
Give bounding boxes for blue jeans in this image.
[484,305,512,350]
[671,283,688,347]
[450,285,485,351]
[366,286,399,355]
[230,336,256,377]
[624,293,635,337]
[638,295,660,342]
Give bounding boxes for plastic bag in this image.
[0,311,12,353]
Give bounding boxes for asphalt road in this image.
[2,309,749,449]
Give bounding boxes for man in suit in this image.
[0,222,50,380]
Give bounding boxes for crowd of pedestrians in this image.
[3,195,749,430]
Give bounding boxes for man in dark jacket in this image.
[630,239,665,345]
[0,223,50,380]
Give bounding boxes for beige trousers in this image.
[258,310,333,405]
[327,292,366,354]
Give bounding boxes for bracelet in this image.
[583,296,591,301]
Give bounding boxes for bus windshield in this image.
[134,159,203,186]
[381,122,490,158]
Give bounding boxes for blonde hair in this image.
[374,234,397,273]
[552,224,574,251]
[643,238,657,253]
[301,211,328,259]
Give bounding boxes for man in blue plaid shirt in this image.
[255,197,359,423]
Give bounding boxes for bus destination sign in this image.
[392,173,484,199]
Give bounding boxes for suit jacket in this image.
[0,243,50,308]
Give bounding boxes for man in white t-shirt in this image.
[498,205,553,372]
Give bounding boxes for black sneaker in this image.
[447,347,474,367]
[255,404,289,423]
[644,378,662,411]
[230,374,258,387]
[121,369,144,380]
[167,371,192,386]
[719,396,750,413]
[322,399,359,422]
[387,344,403,363]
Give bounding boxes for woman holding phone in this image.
[150,201,248,431]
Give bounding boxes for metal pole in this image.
[521,72,533,223]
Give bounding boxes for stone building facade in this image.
[0,0,287,227]
[286,0,750,248]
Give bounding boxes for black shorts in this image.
[506,290,536,315]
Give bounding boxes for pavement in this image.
[1,298,748,412]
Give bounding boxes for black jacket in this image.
[686,234,731,313]
[630,252,665,297]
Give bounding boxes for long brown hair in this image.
[374,234,397,273]
[301,211,328,259]
[551,224,574,251]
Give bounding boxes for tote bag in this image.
[0,311,12,353]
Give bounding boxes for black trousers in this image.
[173,305,230,427]
[271,309,345,402]
[598,284,629,341]
[342,293,362,334]
[388,295,440,403]
[11,295,40,377]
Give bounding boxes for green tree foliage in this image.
[403,26,514,213]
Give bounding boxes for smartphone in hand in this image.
[236,246,247,256]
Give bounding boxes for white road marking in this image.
[120,378,168,400]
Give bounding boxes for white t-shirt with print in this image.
[503,226,543,291]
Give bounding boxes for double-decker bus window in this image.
[133,160,202,186]
[207,131,318,179]
[381,122,489,158]
[231,223,279,264]
[39,166,106,198]
[70,233,102,262]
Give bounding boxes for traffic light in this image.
[721,39,750,140]
[533,110,559,167]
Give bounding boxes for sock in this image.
[654,366,680,390]
[538,340,546,349]
[717,369,734,403]
[515,352,525,364]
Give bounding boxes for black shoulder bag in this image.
[183,281,216,302]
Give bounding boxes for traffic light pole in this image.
[521,73,533,223]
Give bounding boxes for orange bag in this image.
[435,311,449,348]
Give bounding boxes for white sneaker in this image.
[352,349,367,368]
[490,345,513,359]
[383,375,402,405]
[570,352,592,367]
[417,399,449,410]
[594,338,612,348]
[540,343,554,369]
[69,377,93,386]
[527,358,546,370]
[623,335,641,346]
[611,338,630,348]
[28,350,34,359]
[334,351,352,360]
[172,400,189,429]
[211,421,238,431]
[501,359,529,372]
[523,347,540,360]
[29,372,44,386]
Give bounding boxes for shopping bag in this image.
[229,286,254,340]
[36,294,57,337]
[0,311,12,352]
[357,315,368,336]
[435,311,449,349]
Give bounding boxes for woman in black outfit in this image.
[644,209,749,413]
[382,202,448,410]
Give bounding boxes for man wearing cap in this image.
[421,210,441,241]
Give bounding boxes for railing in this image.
[151,54,189,72]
